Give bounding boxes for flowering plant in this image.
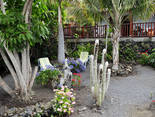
[52,86,76,116]
[72,73,81,88]
[66,58,86,73]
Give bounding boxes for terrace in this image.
[64,22,155,41]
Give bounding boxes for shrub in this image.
[67,58,86,73]
[36,65,62,88]
[52,86,76,116]
[138,49,155,68]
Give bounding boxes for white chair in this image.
[79,52,89,67]
[38,57,54,70]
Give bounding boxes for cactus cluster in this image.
[90,39,111,107]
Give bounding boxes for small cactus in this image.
[90,39,111,107]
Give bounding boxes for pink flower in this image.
[58,91,64,95]
[70,95,74,98]
[69,108,74,113]
[53,89,58,92]
[64,109,67,112]
[66,92,72,96]
[72,101,76,104]
[57,108,62,112]
[59,100,63,103]
[61,86,65,91]
[63,105,67,108]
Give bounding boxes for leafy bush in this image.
[69,43,93,58]
[148,52,155,68]
[36,65,62,88]
[67,58,86,73]
[52,86,75,116]
[138,49,155,68]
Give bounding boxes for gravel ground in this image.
[0,65,155,117]
[71,65,155,117]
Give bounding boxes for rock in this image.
[19,112,26,117]
[78,106,87,112]
[1,99,55,117]
[7,107,17,116]
[35,107,43,113]
[25,107,33,115]
[44,102,52,110]
[12,115,18,117]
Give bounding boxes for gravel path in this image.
[71,65,155,117]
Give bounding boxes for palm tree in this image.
[70,0,155,70]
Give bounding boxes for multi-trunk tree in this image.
[0,0,49,101]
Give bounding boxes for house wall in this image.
[133,16,155,23]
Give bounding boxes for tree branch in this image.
[13,50,21,70]
[0,0,6,14]
[28,66,38,92]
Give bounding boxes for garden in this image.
[0,0,155,117]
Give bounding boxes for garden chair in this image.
[38,57,54,70]
[79,52,89,67]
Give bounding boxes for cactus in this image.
[90,39,111,107]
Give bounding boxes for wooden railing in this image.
[64,22,155,39]
[132,22,155,37]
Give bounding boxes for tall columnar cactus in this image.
[90,40,111,107]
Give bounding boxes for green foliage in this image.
[52,86,75,116]
[32,0,58,38]
[119,43,138,63]
[36,69,62,88]
[0,11,34,51]
[139,49,155,68]
[0,0,50,51]
[70,43,93,58]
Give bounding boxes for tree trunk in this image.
[58,3,65,63]
[112,29,120,70]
